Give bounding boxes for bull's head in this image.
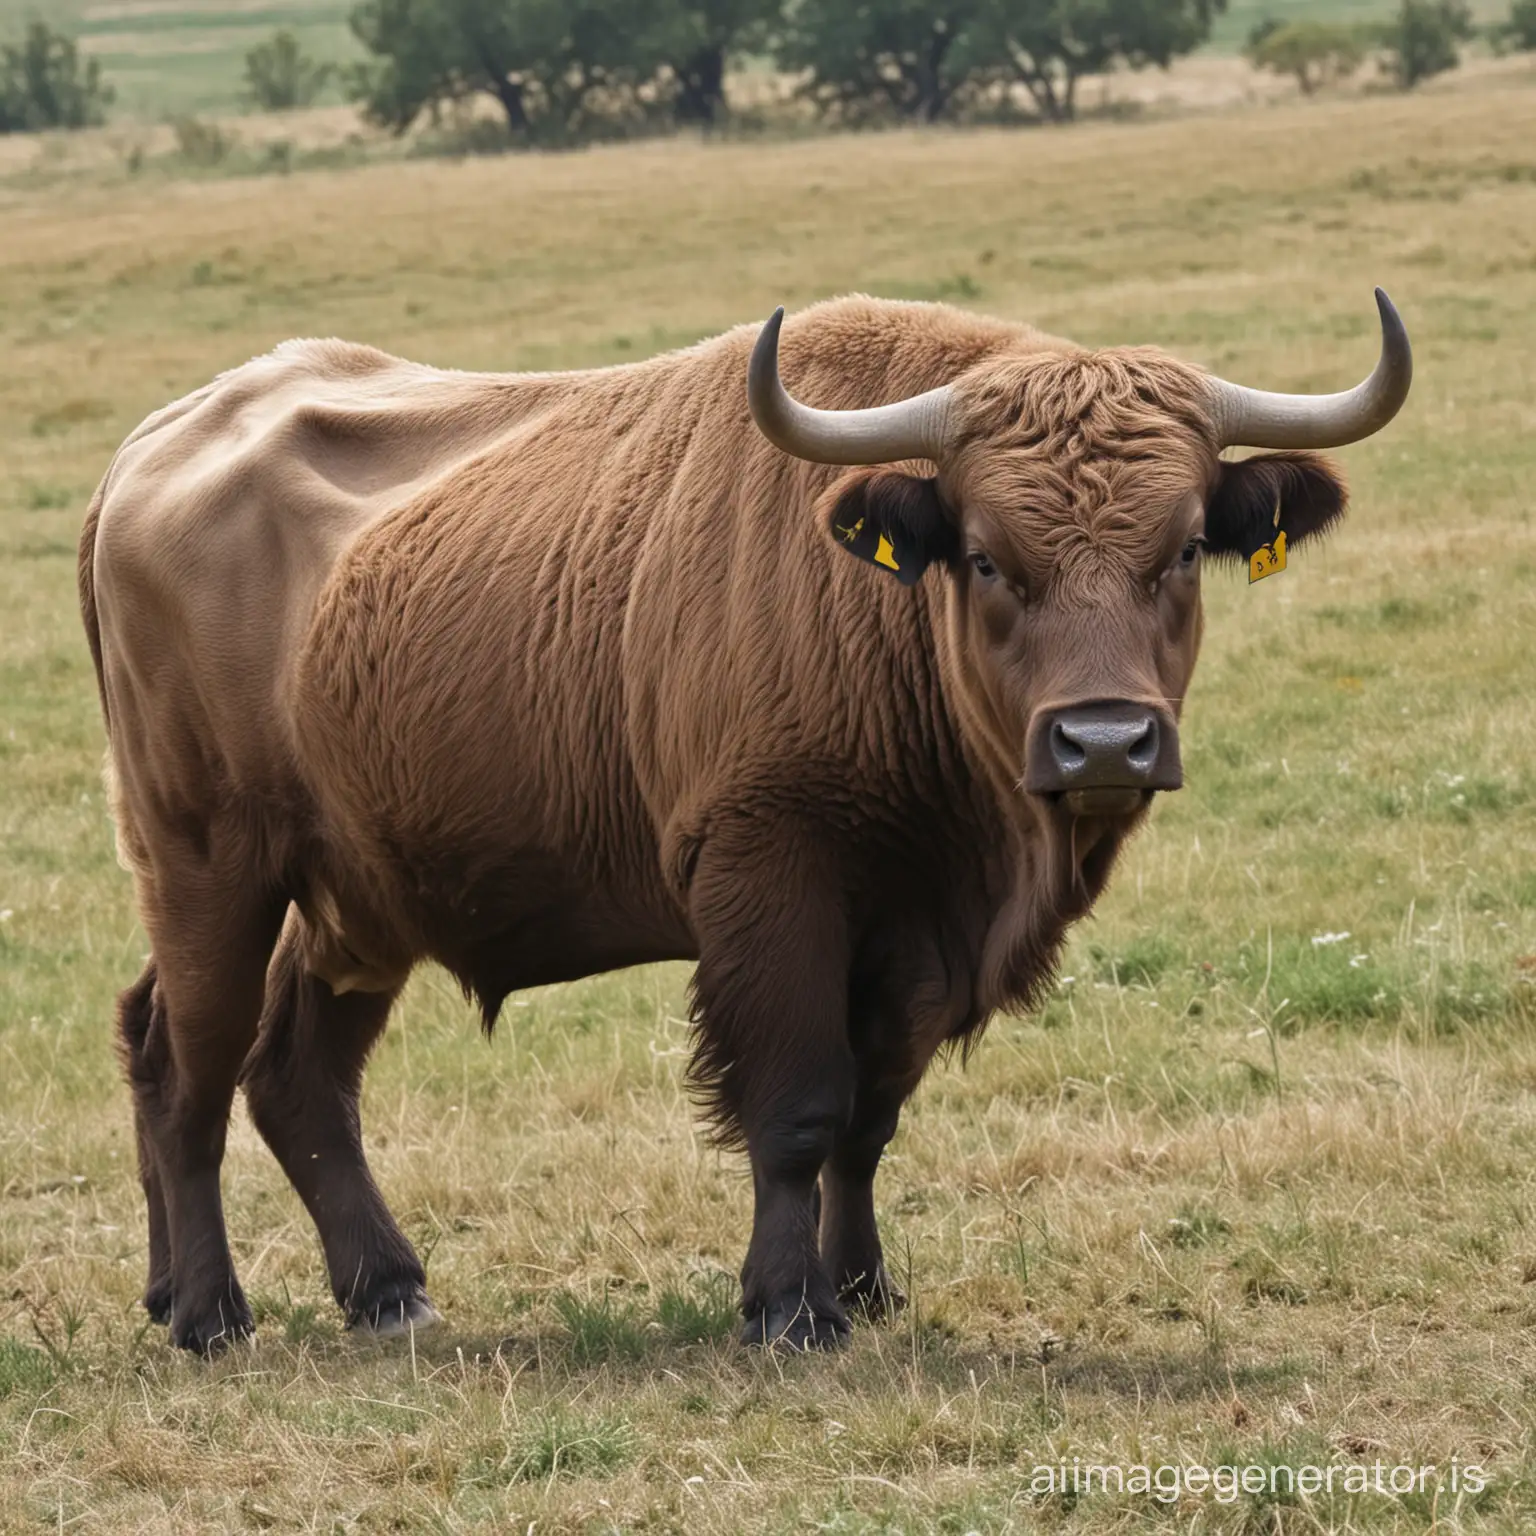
[748,293,1410,826]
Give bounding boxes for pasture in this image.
[2,71,1536,1533]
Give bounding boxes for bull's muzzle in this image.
[1023,700,1183,817]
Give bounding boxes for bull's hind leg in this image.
[688,826,855,1350]
[241,918,434,1334]
[125,868,284,1353]
[117,966,173,1322]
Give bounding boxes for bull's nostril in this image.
[1050,721,1088,773]
[1127,717,1158,772]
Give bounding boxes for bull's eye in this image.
[1179,535,1207,567]
[969,550,997,579]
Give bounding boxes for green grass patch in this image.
[553,1287,651,1365]
[655,1273,738,1346]
[0,1339,55,1399]
[1166,1206,1233,1249]
[496,1411,636,1483]
[1090,934,1183,987]
[1225,935,1517,1035]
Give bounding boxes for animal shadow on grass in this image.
[371,1274,744,1375]
[1045,1347,1306,1403]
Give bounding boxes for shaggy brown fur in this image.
[81,297,1349,1352]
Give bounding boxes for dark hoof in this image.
[740,1295,850,1352]
[840,1264,906,1322]
[143,1276,174,1326]
[169,1289,254,1355]
[345,1277,440,1337]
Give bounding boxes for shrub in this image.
[172,115,231,166]
[0,21,113,133]
[244,30,334,112]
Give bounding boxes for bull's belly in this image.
[300,832,696,1018]
[451,906,698,1019]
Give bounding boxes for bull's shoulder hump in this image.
[95,342,535,572]
[89,343,543,716]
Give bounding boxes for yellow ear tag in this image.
[1249,529,1286,584]
[873,532,901,572]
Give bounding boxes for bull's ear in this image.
[1205,452,1348,564]
[819,469,958,588]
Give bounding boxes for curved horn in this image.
[747,306,956,465]
[1208,288,1412,450]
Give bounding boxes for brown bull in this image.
[80,293,1410,1352]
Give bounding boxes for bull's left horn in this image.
[747,306,956,465]
[1208,288,1412,450]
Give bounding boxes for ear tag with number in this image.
[1248,529,1287,584]
[832,512,927,586]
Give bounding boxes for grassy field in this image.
[2,69,1536,1534]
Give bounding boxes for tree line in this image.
[1244,0,1535,93]
[343,0,1536,140]
[344,0,1227,139]
[3,1,1536,140]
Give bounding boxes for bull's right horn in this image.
[1207,288,1413,450]
[747,306,957,466]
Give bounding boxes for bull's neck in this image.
[924,580,1128,1014]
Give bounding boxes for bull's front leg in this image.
[820,1079,907,1318]
[686,822,854,1350]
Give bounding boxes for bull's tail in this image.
[79,480,142,880]
[78,480,111,733]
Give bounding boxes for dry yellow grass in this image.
[2,75,1535,1533]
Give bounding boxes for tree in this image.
[349,0,552,135]
[970,0,1228,124]
[776,0,987,124]
[1376,0,1472,87]
[645,0,781,124]
[1244,18,1365,94]
[245,29,335,111]
[348,0,746,140]
[0,21,114,133]
[778,0,1224,128]
[1491,0,1536,50]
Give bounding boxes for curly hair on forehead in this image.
[952,346,1218,456]
[947,348,1217,570]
